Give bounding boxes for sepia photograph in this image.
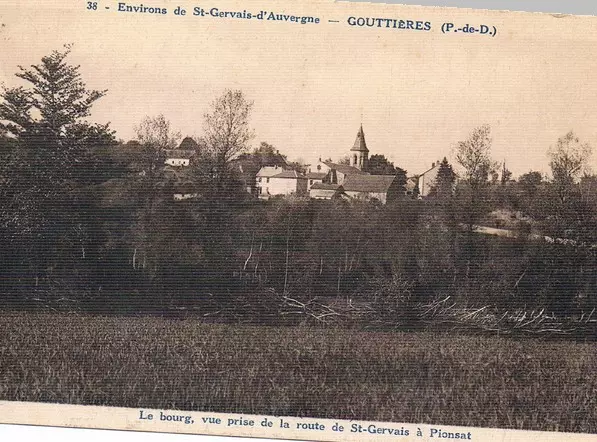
[0,0,596,440]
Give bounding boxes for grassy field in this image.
[0,313,596,433]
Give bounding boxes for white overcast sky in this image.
[1,0,597,178]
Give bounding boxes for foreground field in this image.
[0,313,596,433]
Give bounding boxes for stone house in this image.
[256,166,308,199]
[417,161,442,197]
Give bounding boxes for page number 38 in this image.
[87,2,98,10]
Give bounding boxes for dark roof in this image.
[272,170,306,179]
[178,137,199,150]
[233,152,288,169]
[350,125,369,153]
[231,156,283,179]
[324,161,368,176]
[311,183,343,190]
[342,174,396,193]
[306,172,328,179]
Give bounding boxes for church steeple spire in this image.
[350,124,369,170]
[351,124,369,153]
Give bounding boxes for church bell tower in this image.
[351,124,369,170]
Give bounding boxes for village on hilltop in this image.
[161,125,446,204]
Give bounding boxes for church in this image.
[253,125,410,204]
[306,125,405,204]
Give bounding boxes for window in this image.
[266,178,270,183]
[310,180,313,185]
[258,177,262,183]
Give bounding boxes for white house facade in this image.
[256,166,308,199]
[417,161,441,197]
[164,149,195,167]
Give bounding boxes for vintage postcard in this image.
[0,0,596,441]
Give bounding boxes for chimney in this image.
[432,162,435,168]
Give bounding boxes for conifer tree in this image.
[0,45,114,191]
[430,157,456,198]
[0,46,114,297]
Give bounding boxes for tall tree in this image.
[429,157,456,199]
[203,89,254,169]
[500,162,512,185]
[549,131,591,183]
[134,114,181,177]
[366,154,400,175]
[451,125,496,283]
[171,90,255,300]
[249,142,288,168]
[0,47,112,150]
[509,171,543,216]
[254,141,277,156]
[129,115,182,274]
[0,46,114,298]
[518,171,543,195]
[135,114,181,151]
[548,131,592,202]
[0,46,114,185]
[545,132,593,241]
[365,154,408,193]
[455,124,495,189]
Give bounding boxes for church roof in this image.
[323,161,368,176]
[342,174,396,193]
[350,125,369,153]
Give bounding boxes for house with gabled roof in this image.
[417,160,442,197]
[165,149,195,167]
[306,125,405,204]
[231,149,289,195]
[310,183,345,200]
[321,161,368,185]
[342,174,403,204]
[308,159,368,189]
[163,137,200,167]
[256,166,308,199]
[306,171,328,192]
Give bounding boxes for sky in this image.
[1,0,597,178]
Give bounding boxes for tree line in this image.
[0,48,596,321]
